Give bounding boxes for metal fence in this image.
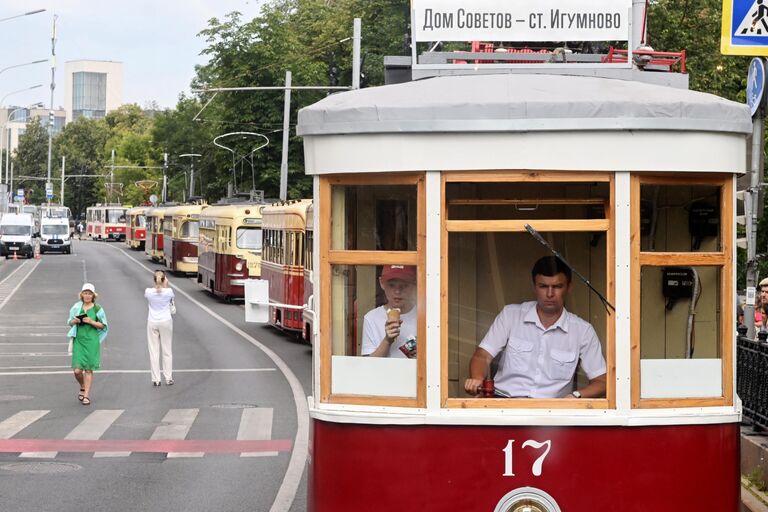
[738,334,768,430]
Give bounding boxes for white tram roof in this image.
[297,74,751,175]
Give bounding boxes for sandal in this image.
[78,388,85,402]
[81,397,91,405]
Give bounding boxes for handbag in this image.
[67,337,73,355]
[169,298,176,315]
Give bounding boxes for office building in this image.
[64,60,123,123]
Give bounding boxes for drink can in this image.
[481,379,495,398]
[399,336,416,357]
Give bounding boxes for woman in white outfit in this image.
[145,270,175,386]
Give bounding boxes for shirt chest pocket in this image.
[504,337,535,373]
[546,348,578,381]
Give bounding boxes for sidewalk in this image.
[742,427,768,511]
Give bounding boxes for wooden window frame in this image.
[442,171,615,410]
[630,174,733,408]
[318,173,426,407]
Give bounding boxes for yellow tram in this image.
[197,202,265,298]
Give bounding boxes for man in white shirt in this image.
[464,256,606,399]
[361,265,417,358]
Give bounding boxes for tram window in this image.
[330,264,418,398]
[446,231,607,399]
[135,215,146,228]
[305,231,314,271]
[639,265,723,398]
[108,210,124,223]
[331,185,417,251]
[180,221,199,239]
[446,182,609,221]
[639,185,720,252]
[236,227,262,250]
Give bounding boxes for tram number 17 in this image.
[502,439,552,477]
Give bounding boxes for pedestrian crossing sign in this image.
[722,0,768,55]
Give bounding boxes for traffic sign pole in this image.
[745,57,767,339]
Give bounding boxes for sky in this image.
[0,0,266,111]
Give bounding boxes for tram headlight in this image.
[235,261,244,271]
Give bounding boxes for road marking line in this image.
[0,368,276,376]
[0,438,292,454]
[152,408,202,457]
[0,260,40,313]
[0,410,49,439]
[21,409,126,458]
[238,408,277,457]
[110,243,308,512]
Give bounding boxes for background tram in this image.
[85,205,127,241]
[163,203,206,274]
[197,203,265,299]
[144,206,167,262]
[301,203,314,343]
[261,199,312,334]
[125,206,148,250]
[296,73,747,511]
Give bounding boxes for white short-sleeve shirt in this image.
[361,305,417,358]
[144,288,175,323]
[478,301,606,398]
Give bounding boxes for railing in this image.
[738,333,768,430]
[601,46,686,73]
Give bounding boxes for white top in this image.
[361,305,417,358]
[479,301,606,399]
[144,288,175,322]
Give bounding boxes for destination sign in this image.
[413,0,631,42]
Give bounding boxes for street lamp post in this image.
[45,14,58,205]
[0,85,44,197]
[0,59,48,77]
[179,153,201,198]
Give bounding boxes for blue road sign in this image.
[748,57,766,115]
[722,0,768,55]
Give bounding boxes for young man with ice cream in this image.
[361,265,417,358]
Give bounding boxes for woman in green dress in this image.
[67,283,109,405]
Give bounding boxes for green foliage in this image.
[14,119,49,204]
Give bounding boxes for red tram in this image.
[293,72,747,511]
[125,206,148,250]
[85,205,127,241]
[261,199,312,333]
[162,203,206,274]
[144,206,166,263]
[301,202,314,343]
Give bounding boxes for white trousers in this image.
[147,319,173,382]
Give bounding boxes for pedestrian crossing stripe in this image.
[0,408,290,457]
[734,0,768,36]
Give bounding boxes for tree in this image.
[53,117,109,218]
[13,118,49,204]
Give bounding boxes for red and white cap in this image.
[380,265,416,284]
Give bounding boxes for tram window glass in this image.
[108,210,125,223]
[446,231,608,399]
[639,266,723,398]
[236,227,262,250]
[180,221,199,239]
[639,185,720,252]
[443,175,612,405]
[331,185,417,251]
[330,264,418,398]
[135,215,146,228]
[305,231,314,271]
[446,182,609,221]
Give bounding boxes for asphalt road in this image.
[0,238,312,512]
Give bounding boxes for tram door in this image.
[333,185,417,357]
